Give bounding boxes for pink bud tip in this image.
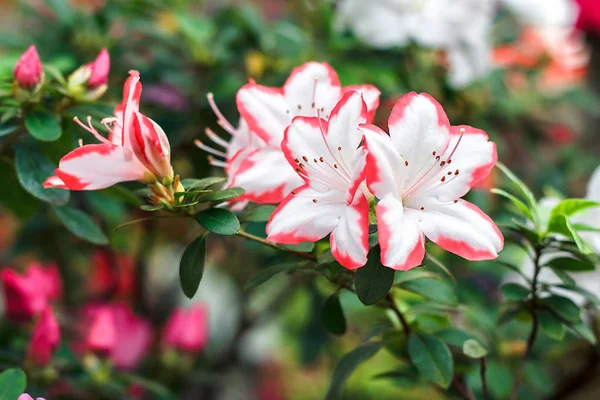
[87,48,110,89]
[14,45,43,89]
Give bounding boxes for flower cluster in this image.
[199,62,503,270]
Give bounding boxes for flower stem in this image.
[236,230,317,262]
[480,357,490,400]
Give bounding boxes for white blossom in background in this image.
[334,0,496,88]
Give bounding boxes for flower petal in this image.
[236,83,288,146]
[228,147,303,204]
[43,175,67,189]
[361,123,403,198]
[342,84,381,122]
[132,112,173,179]
[417,199,503,260]
[267,185,345,244]
[376,194,426,271]
[120,70,142,149]
[330,192,369,269]
[52,144,148,190]
[388,92,451,193]
[283,62,341,117]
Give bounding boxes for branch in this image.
[236,230,317,262]
[480,357,490,400]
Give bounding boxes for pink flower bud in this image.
[87,48,110,89]
[18,394,46,400]
[132,112,174,180]
[14,45,43,89]
[163,305,208,352]
[28,306,60,366]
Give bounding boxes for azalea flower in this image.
[334,0,496,87]
[266,91,370,269]
[575,0,600,34]
[65,48,110,102]
[18,395,45,400]
[28,306,60,366]
[163,305,208,353]
[197,61,380,205]
[361,92,503,270]
[44,71,179,200]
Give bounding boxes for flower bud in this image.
[132,112,174,181]
[163,305,208,353]
[14,45,43,89]
[87,48,110,89]
[67,49,110,101]
[28,306,60,366]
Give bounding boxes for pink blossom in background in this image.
[14,45,43,89]
[86,48,110,89]
[575,0,600,34]
[18,394,46,400]
[28,306,60,366]
[163,305,208,352]
[1,263,61,321]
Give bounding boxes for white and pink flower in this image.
[44,70,174,191]
[197,61,380,206]
[266,91,371,269]
[361,92,503,270]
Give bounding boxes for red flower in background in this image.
[88,250,136,300]
[1,263,61,321]
[575,0,600,34]
[28,306,61,366]
[87,48,110,89]
[14,45,43,89]
[163,305,208,353]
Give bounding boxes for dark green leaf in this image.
[179,234,207,298]
[14,141,69,205]
[544,257,595,272]
[195,187,244,204]
[322,293,347,335]
[434,328,476,348]
[282,242,315,253]
[551,268,576,286]
[140,204,164,212]
[463,339,488,359]
[542,295,581,322]
[537,310,565,340]
[552,284,600,305]
[244,262,307,290]
[25,110,62,141]
[401,278,457,306]
[498,305,526,325]
[180,177,227,190]
[408,334,454,388]
[0,159,40,217]
[195,208,240,235]
[324,341,383,400]
[0,368,26,400]
[501,283,531,300]
[52,205,109,245]
[0,121,18,137]
[569,320,597,344]
[355,245,395,305]
[245,205,276,222]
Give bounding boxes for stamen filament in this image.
[194,140,227,158]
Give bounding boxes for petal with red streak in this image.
[283,62,342,117]
[330,192,369,269]
[361,123,403,198]
[236,83,288,146]
[343,84,381,122]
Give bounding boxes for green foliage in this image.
[408,334,453,388]
[179,234,207,299]
[321,293,347,336]
[501,283,531,300]
[195,208,240,235]
[52,205,109,245]
[355,245,395,305]
[25,110,62,141]
[0,368,26,400]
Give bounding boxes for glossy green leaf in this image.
[548,199,599,222]
[0,368,26,400]
[53,205,109,245]
[408,334,454,388]
[501,283,531,300]
[195,208,240,235]
[544,257,595,272]
[195,187,244,204]
[569,320,597,344]
[244,262,306,290]
[322,293,347,335]
[401,278,457,306]
[552,284,600,305]
[14,141,69,205]
[542,295,581,322]
[434,328,476,348]
[179,234,207,299]
[355,245,395,305]
[324,341,383,400]
[245,205,276,222]
[180,177,227,190]
[537,310,565,340]
[551,267,576,286]
[25,110,62,141]
[491,188,533,220]
[463,339,488,359]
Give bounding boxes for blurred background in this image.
[1,0,600,399]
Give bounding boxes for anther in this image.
[432,151,436,156]
[441,176,446,182]
[436,156,441,161]
[447,171,452,175]
[302,156,308,162]
[292,191,297,195]
[334,164,338,169]
[299,163,305,169]
[454,169,459,175]
[420,207,425,210]
[311,102,315,108]
[297,105,302,110]
[447,160,452,164]
[405,161,409,166]
[453,200,458,203]
[313,158,318,163]
[440,161,446,167]
[294,158,300,163]
[337,146,342,151]
[319,157,324,162]
[312,199,317,203]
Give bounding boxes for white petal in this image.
[283,62,341,118]
[361,124,403,198]
[266,186,345,244]
[342,85,381,122]
[417,199,503,260]
[330,192,370,269]
[377,194,426,271]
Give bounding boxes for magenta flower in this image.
[18,395,46,400]
[28,306,60,366]
[361,92,503,270]
[14,45,43,89]
[87,48,110,89]
[575,0,600,34]
[266,91,371,269]
[163,305,208,352]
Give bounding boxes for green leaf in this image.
[52,205,109,245]
[495,162,538,219]
[44,0,74,24]
[463,339,488,359]
[140,204,164,212]
[180,177,227,190]
[501,283,531,300]
[395,270,441,284]
[401,278,457,306]
[566,219,595,254]
[542,295,581,322]
[324,341,383,400]
[544,257,595,272]
[434,328,476,348]
[322,293,347,335]
[245,205,276,222]
[549,199,599,221]
[282,242,315,253]
[0,368,26,399]
[25,110,62,141]
[537,310,565,340]
[491,188,534,220]
[0,120,18,137]
[195,187,244,204]
[195,208,240,235]
[552,284,600,305]
[551,268,576,286]
[244,262,307,290]
[179,234,207,299]
[408,334,454,388]
[14,141,69,205]
[569,320,597,344]
[355,245,395,305]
